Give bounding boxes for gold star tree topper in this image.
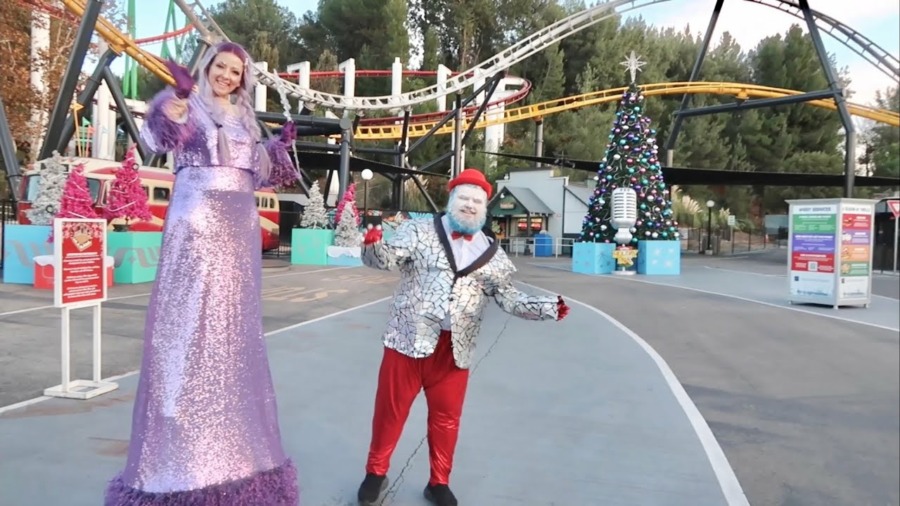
[620,50,647,84]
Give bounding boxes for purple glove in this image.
[164,59,195,99]
[280,121,296,144]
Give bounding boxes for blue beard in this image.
[446,211,485,235]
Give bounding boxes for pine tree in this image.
[56,164,99,219]
[26,152,67,225]
[334,182,360,227]
[300,181,329,229]
[334,201,361,247]
[104,145,152,229]
[579,54,679,244]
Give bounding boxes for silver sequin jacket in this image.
[363,214,559,369]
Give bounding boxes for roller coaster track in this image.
[58,0,897,114]
[745,0,899,79]
[351,82,900,141]
[275,71,532,126]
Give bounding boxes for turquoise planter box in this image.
[572,242,616,275]
[2,224,52,284]
[108,231,163,283]
[637,240,681,275]
[326,246,363,267]
[291,229,334,265]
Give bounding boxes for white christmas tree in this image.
[300,181,329,229]
[334,200,361,247]
[26,152,68,225]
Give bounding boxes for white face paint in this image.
[448,184,488,234]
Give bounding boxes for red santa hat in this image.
[447,168,493,199]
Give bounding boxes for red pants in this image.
[365,331,469,486]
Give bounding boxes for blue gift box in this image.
[108,231,163,284]
[2,224,52,284]
[291,229,335,265]
[637,240,681,275]
[572,242,616,275]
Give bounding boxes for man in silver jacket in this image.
[356,168,569,506]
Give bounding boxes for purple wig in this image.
[194,42,270,178]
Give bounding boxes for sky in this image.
[125,0,898,110]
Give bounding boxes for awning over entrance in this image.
[489,186,554,217]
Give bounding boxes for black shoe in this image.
[424,483,458,506]
[357,473,388,505]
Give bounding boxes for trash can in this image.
[533,233,553,257]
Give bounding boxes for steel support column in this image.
[58,49,119,153]
[394,111,411,209]
[673,89,840,117]
[0,98,21,201]
[664,0,724,166]
[102,67,150,161]
[337,128,351,204]
[406,77,500,157]
[40,0,104,160]
[460,75,502,146]
[799,0,856,197]
[452,94,465,178]
[409,171,440,213]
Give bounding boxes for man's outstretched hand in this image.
[363,224,383,245]
[557,296,570,321]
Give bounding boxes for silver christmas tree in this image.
[300,181,329,229]
[333,200,361,247]
[26,152,68,225]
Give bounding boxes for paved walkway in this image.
[0,284,745,505]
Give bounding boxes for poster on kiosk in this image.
[786,198,876,309]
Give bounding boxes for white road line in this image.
[606,276,900,333]
[518,281,751,506]
[0,296,390,415]
[701,266,899,301]
[530,263,900,332]
[0,266,351,318]
[703,265,784,277]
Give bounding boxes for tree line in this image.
[2,0,897,219]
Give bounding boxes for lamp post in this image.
[361,168,373,226]
[706,199,715,254]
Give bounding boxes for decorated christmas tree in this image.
[25,152,67,225]
[334,200,361,247]
[579,52,679,244]
[56,164,99,219]
[104,145,152,230]
[334,182,361,227]
[300,181,329,229]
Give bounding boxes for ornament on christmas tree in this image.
[104,146,152,231]
[578,51,679,245]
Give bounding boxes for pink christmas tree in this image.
[47,163,99,242]
[334,182,360,227]
[104,146,152,230]
[56,164,99,220]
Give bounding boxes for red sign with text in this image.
[791,251,835,273]
[55,219,107,307]
[842,213,871,231]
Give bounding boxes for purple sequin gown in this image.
[104,89,299,505]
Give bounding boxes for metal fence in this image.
[1,199,16,269]
[681,226,779,255]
